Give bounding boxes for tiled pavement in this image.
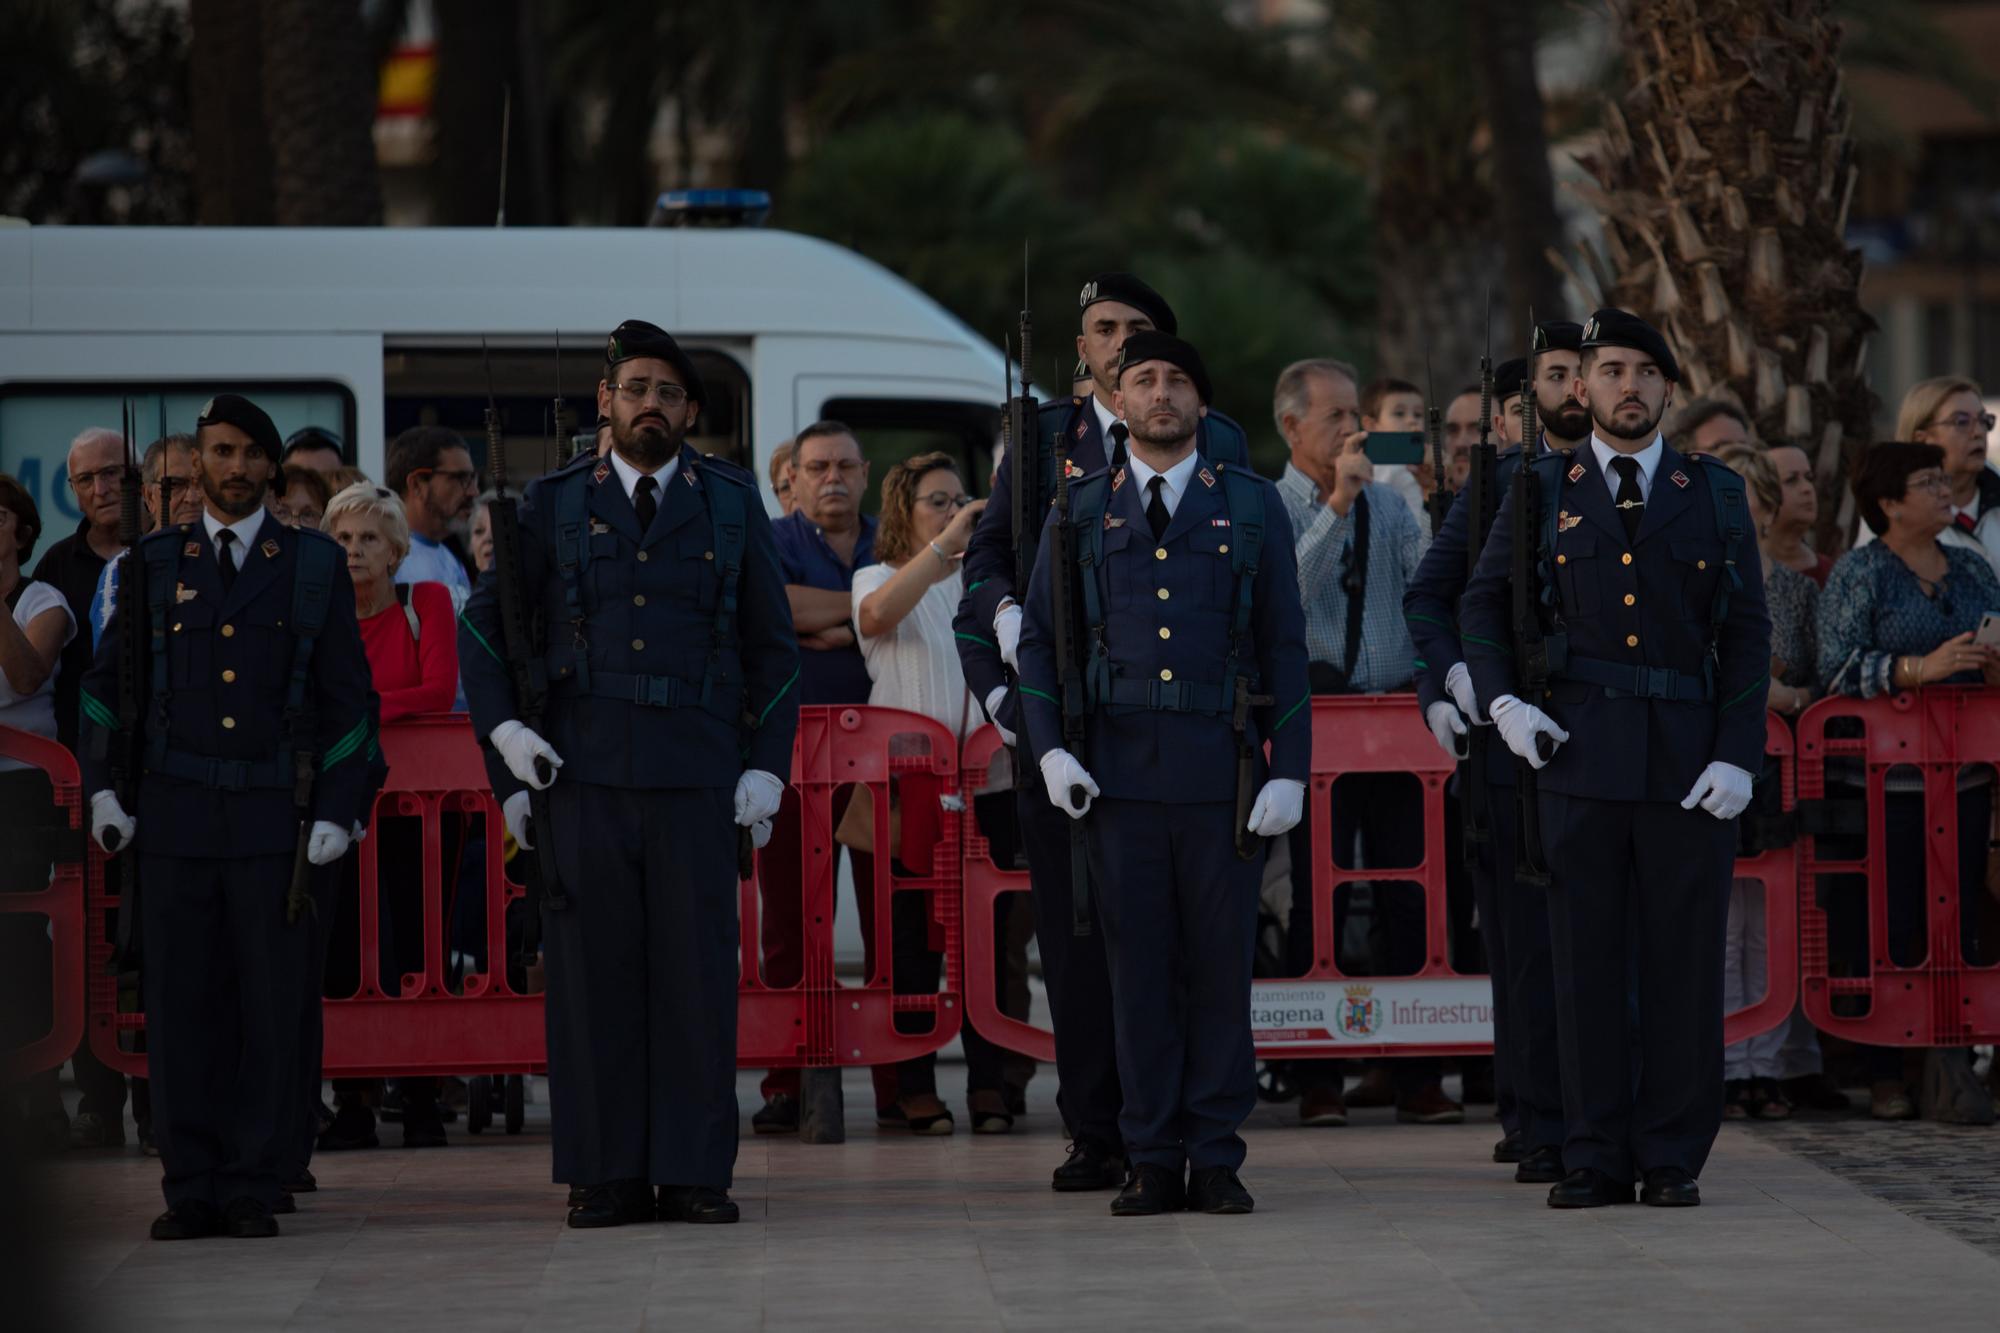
[39,1072,2000,1332]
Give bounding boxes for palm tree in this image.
[1572,0,1873,544]
[260,0,382,224]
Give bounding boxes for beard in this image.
[1590,396,1664,442]
[614,412,686,467]
[1127,405,1197,449]
[1541,393,1591,441]
[200,471,266,518]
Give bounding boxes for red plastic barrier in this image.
[739,705,965,1069]
[1723,712,1799,1047]
[0,725,90,1079]
[1796,688,2000,1046]
[959,724,1054,1063]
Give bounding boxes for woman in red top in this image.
[318,483,459,1151]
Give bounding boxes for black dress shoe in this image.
[287,1168,318,1193]
[658,1185,740,1224]
[273,1190,297,1215]
[1514,1145,1565,1185]
[751,1094,799,1135]
[222,1197,279,1238]
[1492,1130,1526,1164]
[317,1102,378,1151]
[1051,1140,1124,1192]
[566,1180,654,1229]
[150,1201,222,1241]
[1186,1165,1255,1215]
[1547,1168,1634,1209]
[1110,1163,1186,1216]
[1640,1167,1701,1207]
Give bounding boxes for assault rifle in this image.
[1425,357,1451,537]
[104,400,147,963]
[1048,390,1094,936]
[1459,298,1499,849]
[1511,311,1555,884]
[482,341,566,913]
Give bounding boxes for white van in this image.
[0,221,1007,527]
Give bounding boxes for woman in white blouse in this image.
[851,452,1011,1133]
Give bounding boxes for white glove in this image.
[995,602,1023,670]
[1445,661,1485,724]
[1425,701,1469,760]
[489,720,563,791]
[1245,778,1305,837]
[984,685,1017,746]
[306,820,351,866]
[750,817,774,850]
[1038,749,1100,820]
[734,769,785,826]
[503,790,534,850]
[90,791,136,854]
[1489,694,1570,769]
[1681,761,1756,821]
[350,821,367,843]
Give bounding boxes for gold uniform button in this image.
[221,624,235,638]
[636,551,649,562]
[703,550,714,561]
[1156,588,1170,601]
[222,669,236,683]
[1623,594,1636,606]
[1159,668,1174,682]
[221,717,236,730]
[1620,553,1633,566]
[1697,559,1707,570]
[172,622,183,633]
[633,595,646,607]
[1158,627,1172,640]
[631,638,645,651]
[1556,554,1567,566]
[1626,634,1639,647]
[1219,544,1229,554]
[1154,547,1168,561]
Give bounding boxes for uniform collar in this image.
[202,504,266,553]
[1124,447,1200,515]
[1589,431,1664,492]
[607,447,679,503]
[1090,392,1120,442]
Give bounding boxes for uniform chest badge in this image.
[1198,468,1217,489]
[1074,417,1088,441]
[1111,468,1127,492]
[589,519,610,535]
[683,467,698,487]
[1104,515,1126,529]
[1557,511,1582,532]
[261,539,281,559]
[183,541,201,558]
[1670,470,1690,489]
[1210,518,1231,527]
[1566,462,1586,484]
[592,463,611,485]
[1064,459,1083,479]
[176,584,198,602]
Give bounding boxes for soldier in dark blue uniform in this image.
[956,273,1255,1192]
[81,394,374,1240]
[1017,332,1310,1216]
[1459,310,1769,1209]
[460,320,798,1228]
[1405,321,1588,1184]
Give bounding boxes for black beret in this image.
[1581,308,1680,383]
[1078,272,1177,336]
[1492,357,1528,400]
[1532,320,1583,354]
[196,393,282,459]
[604,318,707,407]
[1115,330,1212,404]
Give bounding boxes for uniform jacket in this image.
[459,443,799,799]
[1458,441,1770,803]
[1016,453,1311,804]
[78,515,376,858]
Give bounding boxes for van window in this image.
[0,383,353,529]
[815,398,1000,513]
[384,343,751,484]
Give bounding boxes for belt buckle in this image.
[1635,665,1676,700]
[634,675,675,708]
[207,758,248,791]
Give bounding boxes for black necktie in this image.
[634,474,659,532]
[1610,456,1644,542]
[1146,476,1170,542]
[216,528,238,591]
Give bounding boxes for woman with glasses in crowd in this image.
[1820,442,2000,1122]
[1852,378,2000,577]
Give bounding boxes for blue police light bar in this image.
[649,189,772,229]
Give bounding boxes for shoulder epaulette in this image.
[696,453,755,487]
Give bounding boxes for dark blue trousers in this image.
[1472,787,1565,1153]
[1541,793,1732,1181]
[1089,798,1259,1172]
[1016,780,1123,1151]
[141,851,314,1211]
[543,781,738,1188]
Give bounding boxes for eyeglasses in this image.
[1906,471,1952,493]
[1930,411,1997,434]
[611,380,690,407]
[799,459,864,479]
[421,468,478,487]
[68,466,125,493]
[917,490,971,509]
